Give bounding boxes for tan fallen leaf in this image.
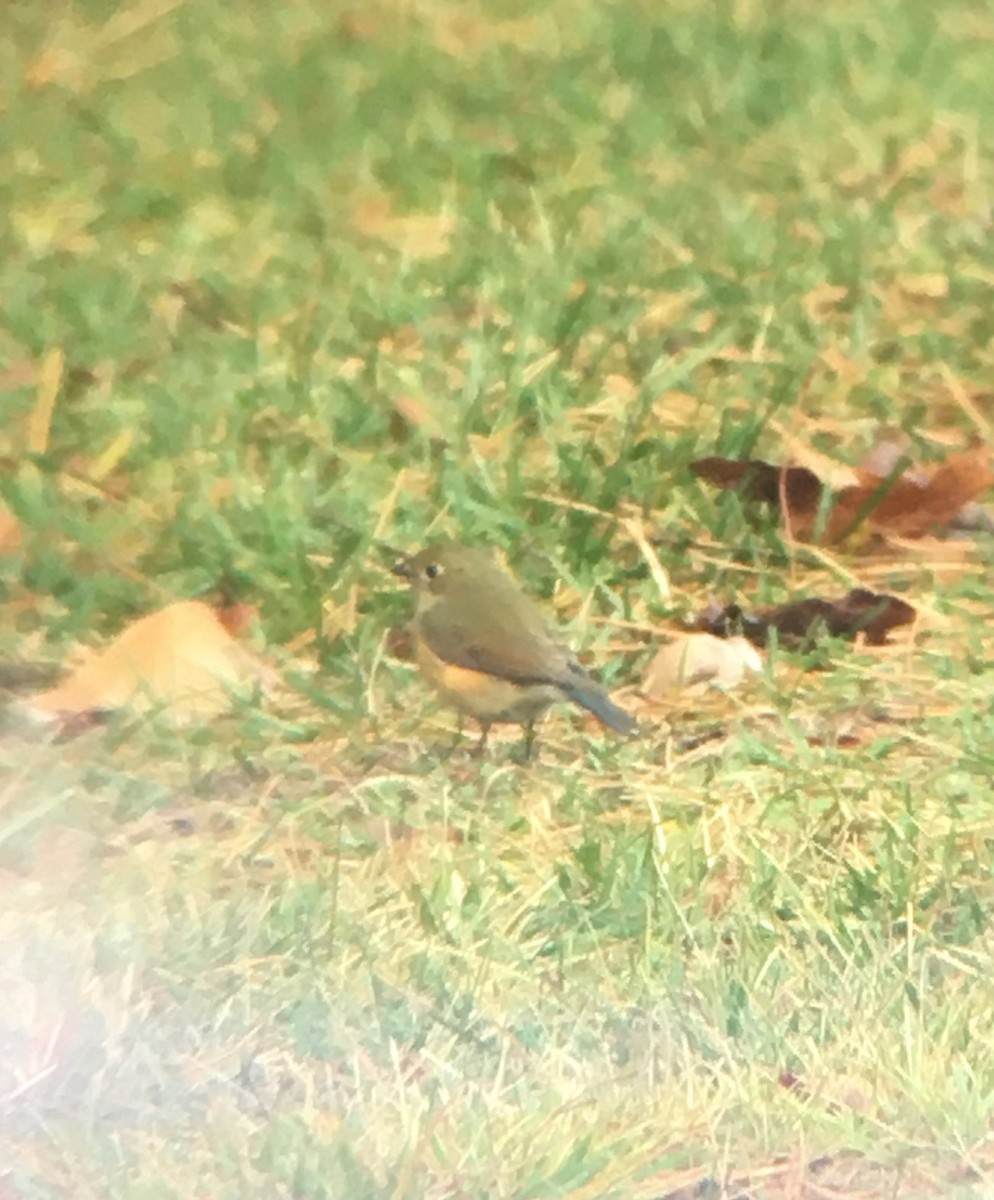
[643,633,762,698]
[27,601,272,723]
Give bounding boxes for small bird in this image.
[392,541,637,756]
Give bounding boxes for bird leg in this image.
[473,721,491,757]
[521,720,538,762]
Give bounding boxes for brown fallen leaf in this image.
[26,600,271,723]
[643,633,761,697]
[691,456,824,511]
[695,588,916,647]
[830,447,994,539]
[861,435,994,533]
[692,446,994,543]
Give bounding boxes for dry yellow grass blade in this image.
[26,349,63,455]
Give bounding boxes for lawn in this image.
[3,0,994,1196]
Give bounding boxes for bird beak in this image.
[391,558,414,579]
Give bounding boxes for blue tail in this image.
[563,681,638,736]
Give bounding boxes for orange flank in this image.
[413,638,558,725]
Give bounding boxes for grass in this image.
[3,0,994,1195]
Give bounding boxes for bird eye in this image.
[424,562,442,580]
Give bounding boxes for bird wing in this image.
[418,600,573,688]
